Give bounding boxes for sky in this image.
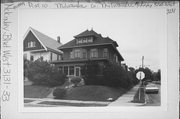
[19,9,166,71]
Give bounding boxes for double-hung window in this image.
[90,49,98,58]
[74,49,81,58]
[103,48,109,58]
[82,49,87,59]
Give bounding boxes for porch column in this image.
[68,66,70,76]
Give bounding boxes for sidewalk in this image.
[24,98,110,107]
[109,83,144,106]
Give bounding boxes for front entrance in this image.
[75,67,81,77]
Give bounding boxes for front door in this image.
[75,67,80,77]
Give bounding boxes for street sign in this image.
[136,71,145,80]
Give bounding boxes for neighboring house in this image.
[52,29,124,77]
[23,27,63,62]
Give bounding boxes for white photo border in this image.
[1,1,179,119]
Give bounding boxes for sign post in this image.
[132,71,146,103]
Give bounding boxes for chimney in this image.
[57,36,61,44]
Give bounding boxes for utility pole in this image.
[142,56,144,68]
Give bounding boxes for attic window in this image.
[28,41,36,48]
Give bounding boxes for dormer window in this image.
[76,37,93,44]
[88,37,93,42]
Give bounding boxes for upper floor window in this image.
[57,55,62,61]
[32,42,36,47]
[103,48,109,58]
[90,49,98,58]
[82,49,87,59]
[74,49,81,58]
[70,51,74,59]
[28,42,31,48]
[114,54,119,63]
[27,41,36,48]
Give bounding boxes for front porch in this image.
[51,58,109,78]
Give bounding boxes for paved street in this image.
[144,84,161,106]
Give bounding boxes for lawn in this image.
[24,84,128,102]
[24,85,52,98]
[60,85,127,102]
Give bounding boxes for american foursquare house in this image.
[23,27,124,78]
[52,29,124,77]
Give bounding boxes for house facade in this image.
[52,29,124,77]
[23,27,63,62]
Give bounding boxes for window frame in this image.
[103,48,109,58]
[90,48,98,58]
[74,49,81,58]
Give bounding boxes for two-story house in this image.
[23,27,63,62]
[52,29,124,77]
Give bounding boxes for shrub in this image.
[103,62,133,89]
[82,60,101,85]
[70,77,82,87]
[83,61,135,89]
[25,59,66,86]
[53,87,67,99]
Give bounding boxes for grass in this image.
[24,85,52,98]
[60,85,127,102]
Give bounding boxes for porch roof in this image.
[50,58,109,64]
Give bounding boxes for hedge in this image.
[83,61,137,89]
[24,59,67,87]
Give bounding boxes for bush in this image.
[82,60,101,85]
[53,87,67,99]
[25,59,67,86]
[103,62,133,89]
[70,77,82,87]
[83,61,135,89]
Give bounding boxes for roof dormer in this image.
[76,36,94,44]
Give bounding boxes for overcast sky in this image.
[19,9,166,71]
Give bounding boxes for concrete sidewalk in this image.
[24,98,110,107]
[109,83,144,106]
